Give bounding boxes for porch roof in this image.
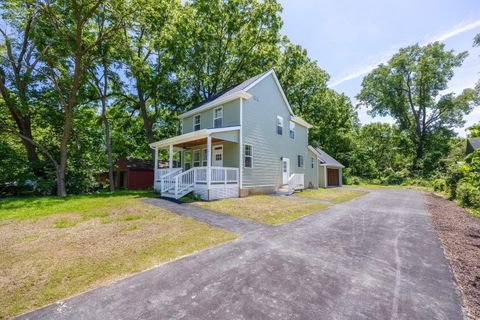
[149,126,241,150]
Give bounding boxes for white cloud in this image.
[329,19,480,88]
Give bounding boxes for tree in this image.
[357,42,476,173]
[0,1,45,176]
[178,0,283,105]
[119,0,182,156]
[275,39,358,166]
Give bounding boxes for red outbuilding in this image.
[114,158,160,190]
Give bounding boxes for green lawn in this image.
[0,191,237,319]
[193,195,329,225]
[299,188,368,203]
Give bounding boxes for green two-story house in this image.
[150,70,343,200]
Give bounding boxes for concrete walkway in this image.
[141,198,267,234]
[17,188,464,320]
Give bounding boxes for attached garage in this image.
[308,146,344,188]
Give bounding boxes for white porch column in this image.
[207,135,212,191]
[169,144,173,169]
[154,147,158,181]
[324,166,327,188]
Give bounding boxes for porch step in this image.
[277,184,293,195]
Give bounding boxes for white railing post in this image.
[169,144,173,169]
[175,176,179,198]
[207,135,211,191]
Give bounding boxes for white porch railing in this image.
[288,173,304,193]
[156,168,182,181]
[156,166,239,199]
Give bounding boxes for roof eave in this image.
[291,116,313,129]
[178,91,252,119]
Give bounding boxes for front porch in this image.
[150,127,241,200]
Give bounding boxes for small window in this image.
[193,150,200,167]
[276,116,283,135]
[213,107,223,128]
[297,155,304,168]
[193,115,201,131]
[311,157,314,169]
[244,144,252,168]
[202,148,207,166]
[289,121,295,139]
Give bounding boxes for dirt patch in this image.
[424,192,480,319]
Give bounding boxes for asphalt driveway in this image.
[18,188,464,320]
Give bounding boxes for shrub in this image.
[456,182,480,209]
[432,178,447,193]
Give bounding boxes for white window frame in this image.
[213,106,223,128]
[193,149,200,167]
[202,148,207,166]
[184,150,192,170]
[193,114,201,131]
[276,116,283,135]
[244,144,253,168]
[298,155,304,168]
[289,121,295,139]
[311,157,315,169]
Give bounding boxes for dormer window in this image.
[213,107,223,128]
[193,115,201,131]
[276,116,283,135]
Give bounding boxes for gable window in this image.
[244,144,253,168]
[297,155,304,168]
[289,121,295,139]
[193,115,201,131]
[202,148,207,166]
[311,157,314,169]
[193,149,200,167]
[213,107,223,128]
[276,116,283,135]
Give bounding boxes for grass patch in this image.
[300,188,368,203]
[194,195,329,225]
[0,190,156,220]
[54,218,79,228]
[118,214,143,221]
[0,193,237,319]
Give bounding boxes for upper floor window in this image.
[276,116,283,135]
[213,107,223,128]
[193,115,201,131]
[289,121,295,139]
[244,144,253,168]
[298,155,304,168]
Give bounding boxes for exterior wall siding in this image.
[305,150,318,188]
[182,99,240,134]
[242,74,310,190]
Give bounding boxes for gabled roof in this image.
[178,69,309,125]
[116,158,153,170]
[188,70,271,112]
[308,146,344,168]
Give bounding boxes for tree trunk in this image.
[104,116,114,192]
[56,167,66,197]
[135,83,155,160]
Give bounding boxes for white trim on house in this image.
[149,126,241,149]
[291,116,312,129]
[239,98,243,188]
[178,91,252,119]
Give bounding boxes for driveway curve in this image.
[17,188,464,320]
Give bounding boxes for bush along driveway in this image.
[16,188,464,320]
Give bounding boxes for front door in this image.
[282,158,290,184]
[212,145,223,167]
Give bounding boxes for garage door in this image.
[327,168,339,186]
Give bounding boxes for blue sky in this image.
[279,0,480,136]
